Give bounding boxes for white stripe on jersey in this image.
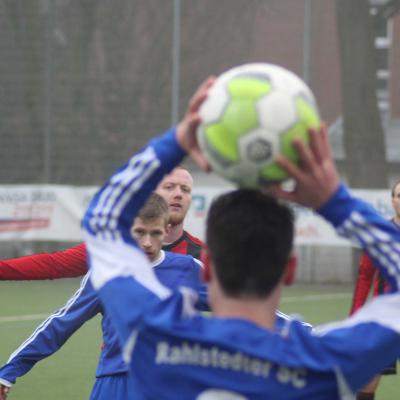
[275,310,313,333]
[89,146,160,237]
[179,287,198,318]
[7,273,91,363]
[123,329,140,364]
[193,258,204,268]
[90,147,154,227]
[313,292,400,336]
[337,211,400,289]
[334,366,355,400]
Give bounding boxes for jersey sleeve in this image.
[318,184,400,292]
[275,310,313,332]
[0,273,100,385]
[0,244,87,280]
[314,292,400,391]
[315,184,400,390]
[83,128,186,347]
[349,252,376,314]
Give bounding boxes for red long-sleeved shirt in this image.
[0,231,204,280]
[0,244,87,280]
[349,251,389,315]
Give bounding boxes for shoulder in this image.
[183,231,205,247]
[72,243,87,254]
[182,231,204,260]
[163,251,203,271]
[65,243,87,258]
[164,251,196,264]
[163,231,204,259]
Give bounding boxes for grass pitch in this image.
[0,279,398,399]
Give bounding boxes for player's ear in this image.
[200,247,211,282]
[283,254,297,286]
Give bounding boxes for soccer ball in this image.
[197,63,320,188]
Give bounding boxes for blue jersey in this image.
[0,250,207,385]
[0,231,302,393]
[83,128,400,399]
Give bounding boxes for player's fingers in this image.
[190,149,210,172]
[318,123,333,160]
[188,76,216,113]
[308,125,324,164]
[275,154,304,182]
[269,183,297,203]
[187,113,201,134]
[0,386,9,400]
[292,138,317,173]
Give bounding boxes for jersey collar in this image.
[151,250,166,268]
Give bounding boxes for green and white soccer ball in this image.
[197,63,320,188]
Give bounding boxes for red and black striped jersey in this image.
[162,230,204,260]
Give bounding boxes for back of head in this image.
[206,189,294,298]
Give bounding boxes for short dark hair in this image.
[138,192,169,224]
[206,189,294,298]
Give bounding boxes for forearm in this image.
[84,129,184,344]
[82,127,184,289]
[319,184,400,291]
[0,244,87,280]
[0,274,98,384]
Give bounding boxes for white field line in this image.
[0,293,351,323]
[0,313,48,323]
[281,293,351,303]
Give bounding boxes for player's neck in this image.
[211,289,281,331]
[394,215,400,227]
[164,223,184,244]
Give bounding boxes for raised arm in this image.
[83,130,183,345]
[83,78,214,348]
[272,125,400,291]
[0,244,87,280]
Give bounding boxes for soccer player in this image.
[82,77,400,398]
[349,180,400,400]
[156,165,204,258]
[0,166,204,280]
[0,193,208,400]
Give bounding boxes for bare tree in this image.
[335,0,388,189]
[375,0,400,19]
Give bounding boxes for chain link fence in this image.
[0,0,376,282]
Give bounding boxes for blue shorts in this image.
[90,373,135,400]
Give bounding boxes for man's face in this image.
[392,183,400,218]
[155,168,193,227]
[131,217,167,262]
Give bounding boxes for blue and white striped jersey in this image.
[83,128,400,399]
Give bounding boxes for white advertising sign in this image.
[0,185,393,246]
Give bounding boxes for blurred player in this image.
[156,165,203,258]
[349,180,400,400]
[0,193,208,400]
[0,166,204,280]
[81,78,400,398]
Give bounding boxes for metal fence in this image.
[0,0,373,283]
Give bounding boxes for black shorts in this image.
[381,361,397,375]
